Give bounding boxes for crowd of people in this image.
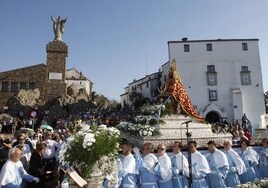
[0,108,267,187]
[0,127,68,188]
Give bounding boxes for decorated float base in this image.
[120,115,233,148]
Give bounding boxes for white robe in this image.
[170,152,189,177]
[191,151,210,174]
[0,160,34,187]
[224,148,246,175]
[143,153,158,174]
[122,153,139,175]
[205,149,229,171]
[158,153,173,181]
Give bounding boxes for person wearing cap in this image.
[133,142,159,188]
[205,140,229,188]
[155,143,173,188]
[188,141,210,188]
[0,148,39,187]
[222,139,246,187]
[170,141,189,188]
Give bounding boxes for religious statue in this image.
[51,16,67,42]
[161,59,203,122]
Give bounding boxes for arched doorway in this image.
[205,111,220,123]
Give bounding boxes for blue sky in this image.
[1,1,268,101]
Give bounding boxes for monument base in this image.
[120,115,232,148]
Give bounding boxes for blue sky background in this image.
[1,1,268,101]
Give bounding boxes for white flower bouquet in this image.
[59,124,120,178]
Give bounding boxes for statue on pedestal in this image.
[161,59,203,122]
[51,16,67,42]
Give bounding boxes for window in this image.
[206,65,217,85]
[241,73,251,85]
[29,83,35,90]
[207,65,215,72]
[20,82,27,90]
[207,73,217,86]
[11,82,18,92]
[241,66,249,71]
[206,43,212,51]
[242,43,248,51]
[164,75,166,82]
[146,82,149,88]
[1,82,8,92]
[140,85,142,90]
[184,44,190,52]
[240,66,251,85]
[209,90,217,101]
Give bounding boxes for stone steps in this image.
[121,115,232,148]
[252,128,266,144]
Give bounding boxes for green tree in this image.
[129,91,146,110]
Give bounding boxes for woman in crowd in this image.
[28,143,46,188]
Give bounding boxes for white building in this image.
[65,68,93,96]
[166,38,265,128]
[120,72,160,107]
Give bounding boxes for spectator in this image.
[0,148,39,187]
[244,128,252,142]
[28,143,46,188]
[0,136,12,171]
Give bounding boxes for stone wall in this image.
[0,64,47,106]
[0,40,69,107]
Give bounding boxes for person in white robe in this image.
[134,142,159,188]
[223,139,246,187]
[0,148,39,188]
[205,140,229,188]
[170,141,189,188]
[239,139,259,184]
[154,143,173,188]
[118,142,139,188]
[259,138,268,178]
[189,141,210,188]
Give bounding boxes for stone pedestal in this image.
[45,41,68,101]
[120,115,232,148]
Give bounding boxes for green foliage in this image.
[61,125,120,178]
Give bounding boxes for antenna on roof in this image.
[145,53,148,76]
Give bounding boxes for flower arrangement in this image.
[116,104,165,137]
[59,124,120,178]
[236,178,268,188]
